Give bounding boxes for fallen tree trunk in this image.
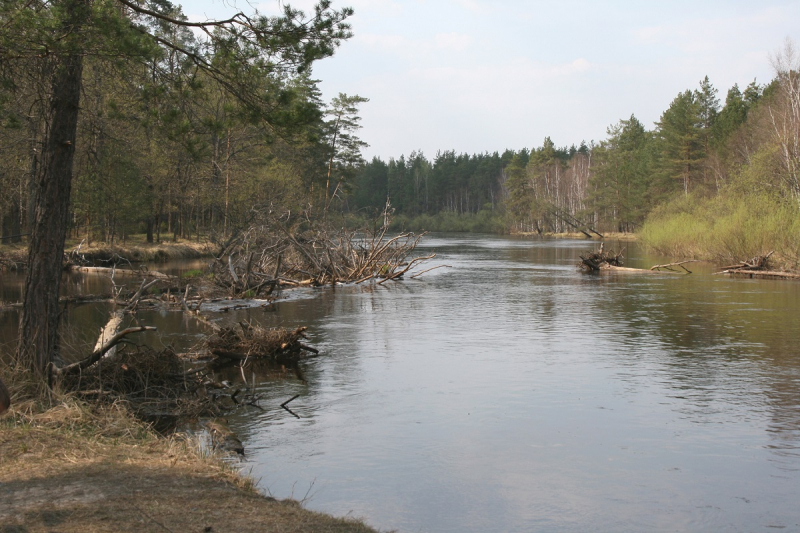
[718,251,774,272]
[717,269,800,280]
[66,265,172,279]
[56,326,157,376]
[599,264,685,274]
[650,260,700,273]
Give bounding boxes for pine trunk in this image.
[17,0,87,377]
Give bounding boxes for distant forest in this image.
[350,74,778,235]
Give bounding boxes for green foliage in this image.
[0,0,357,245]
[389,209,506,234]
[587,115,652,232]
[654,89,705,194]
[641,192,800,268]
[180,269,204,279]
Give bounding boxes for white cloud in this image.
[358,33,410,51]
[450,0,487,14]
[434,32,472,51]
[632,5,796,56]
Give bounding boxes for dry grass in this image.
[0,243,28,271]
[0,394,382,533]
[71,239,215,263]
[57,345,220,430]
[2,238,216,271]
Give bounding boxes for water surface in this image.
[219,235,800,532]
[2,236,799,532]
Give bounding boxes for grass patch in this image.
[69,239,216,264]
[640,193,800,269]
[0,363,381,532]
[181,268,205,280]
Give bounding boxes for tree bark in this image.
[17,0,88,377]
[0,377,9,415]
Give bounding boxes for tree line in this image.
[346,58,800,237]
[1,0,361,377]
[0,0,365,246]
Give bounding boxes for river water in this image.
[2,235,799,532]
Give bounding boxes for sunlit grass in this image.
[641,193,800,269]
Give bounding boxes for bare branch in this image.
[117,0,244,28]
[56,327,157,376]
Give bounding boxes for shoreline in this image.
[511,231,638,241]
[68,238,217,263]
[1,238,217,271]
[0,394,381,532]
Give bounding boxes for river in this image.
[2,235,799,532]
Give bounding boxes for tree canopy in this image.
[1,0,354,376]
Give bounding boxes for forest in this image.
[2,0,800,271]
[346,48,800,270]
[0,0,362,247]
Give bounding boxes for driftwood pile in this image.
[716,251,800,280]
[578,245,696,275]
[719,251,773,272]
[206,323,318,366]
[211,221,435,297]
[579,243,624,271]
[38,266,319,432]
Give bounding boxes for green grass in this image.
[640,193,800,269]
[180,269,204,280]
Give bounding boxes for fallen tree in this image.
[210,216,435,297]
[579,244,694,275]
[650,260,700,273]
[714,251,800,280]
[207,323,319,366]
[718,251,774,272]
[718,270,800,280]
[579,243,624,271]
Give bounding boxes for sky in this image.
[187,0,800,160]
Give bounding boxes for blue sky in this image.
[187,0,800,159]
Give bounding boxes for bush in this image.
[640,192,800,269]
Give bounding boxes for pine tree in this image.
[588,115,651,231]
[4,0,353,378]
[655,90,704,194]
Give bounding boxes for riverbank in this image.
[0,394,380,532]
[1,237,216,271]
[68,237,216,264]
[639,193,800,272]
[513,231,637,241]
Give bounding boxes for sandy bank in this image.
[0,399,380,533]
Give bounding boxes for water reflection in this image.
[1,237,800,531]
